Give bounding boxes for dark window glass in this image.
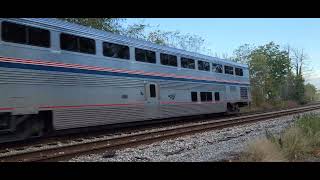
[198,60,210,71]
[200,92,213,102]
[2,21,27,44]
[200,92,207,102]
[207,92,212,101]
[214,92,220,101]
[181,57,195,69]
[28,26,50,47]
[60,33,78,52]
[235,67,243,76]
[191,92,198,102]
[60,33,95,54]
[79,37,95,54]
[2,21,50,48]
[224,65,234,75]
[103,42,130,60]
[135,48,156,64]
[160,53,177,67]
[212,63,223,73]
[150,84,156,98]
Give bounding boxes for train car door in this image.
[145,83,159,104]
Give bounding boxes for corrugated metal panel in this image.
[0,67,145,87]
[53,103,226,130]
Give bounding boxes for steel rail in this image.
[1,104,320,162]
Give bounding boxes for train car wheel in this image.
[227,103,240,114]
[15,115,45,139]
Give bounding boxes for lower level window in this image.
[200,92,212,102]
[191,92,198,102]
[215,92,220,101]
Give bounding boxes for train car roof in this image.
[5,18,248,68]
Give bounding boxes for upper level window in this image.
[103,42,130,60]
[198,60,210,71]
[135,48,156,64]
[200,92,213,102]
[160,53,177,67]
[235,67,243,76]
[212,63,223,73]
[224,65,234,75]
[60,33,95,54]
[181,57,195,69]
[1,21,50,48]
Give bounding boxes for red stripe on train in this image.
[0,101,226,111]
[40,101,225,109]
[39,103,145,109]
[0,108,15,111]
[0,56,248,85]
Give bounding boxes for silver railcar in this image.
[0,18,251,142]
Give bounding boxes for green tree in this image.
[152,31,208,53]
[232,44,253,64]
[248,53,269,106]
[281,71,296,101]
[232,42,308,106]
[59,18,124,33]
[146,30,173,46]
[294,75,305,103]
[250,42,291,101]
[316,91,320,101]
[304,83,317,102]
[123,23,148,40]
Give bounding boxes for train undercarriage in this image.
[0,102,249,143]
[0,111,52,143]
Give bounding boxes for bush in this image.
[270,100,299,109]
[241,113,320,161]
[295,113,320,147]
[280,127,311,160]
[259,102,274,110]
[283,100,299,109]
[241,138,286,162]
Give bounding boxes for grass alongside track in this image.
[240,100,300,113]
[241,113,320,162]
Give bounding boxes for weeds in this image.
[281,127,310,160]
[241,113,320,162]
[241,138,286,162]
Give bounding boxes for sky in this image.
[125,18,320,89]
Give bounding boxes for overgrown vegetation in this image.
[232,43,318,108]
[241,113,320,161]
[242,138,286,162]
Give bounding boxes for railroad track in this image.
[1,103,320,162]
[2,101,319,150]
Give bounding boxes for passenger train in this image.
[0,18,251,142]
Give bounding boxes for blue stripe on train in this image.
[0,61,250,86]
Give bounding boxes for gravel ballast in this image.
[68,109,320,162]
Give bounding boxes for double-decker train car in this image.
[0,18,251,142]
